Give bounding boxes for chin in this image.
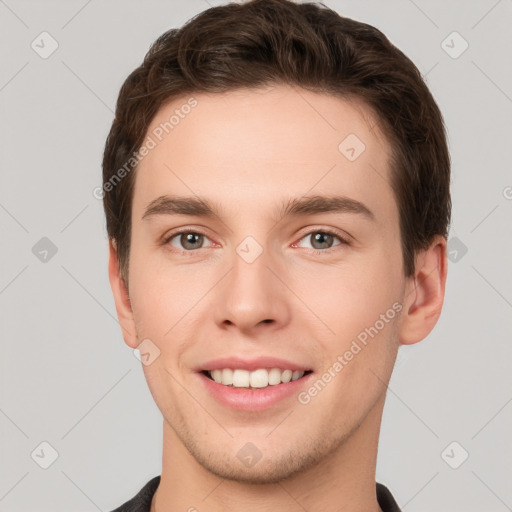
[186,431,342,485]
[200,450,321,485]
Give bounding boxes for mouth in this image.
[200,368,314,389]
[197,367,315,412]
[194,356,315,411]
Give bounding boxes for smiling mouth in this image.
[201,368,314,389]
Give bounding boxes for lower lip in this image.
[198,372,314,412]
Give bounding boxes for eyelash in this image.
[162,228,350,256]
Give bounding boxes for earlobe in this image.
[399,236,448,345]
[108,239,138,348]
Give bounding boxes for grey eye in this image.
[169,232,210,251]
[298,231,343,250]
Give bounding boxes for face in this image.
[119,85,411,483]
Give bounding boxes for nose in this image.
[213,244,291,335]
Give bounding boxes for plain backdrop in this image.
[1,1,511,511]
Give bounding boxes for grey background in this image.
[1,0,511,510]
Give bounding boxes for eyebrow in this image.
[142,194,376,222]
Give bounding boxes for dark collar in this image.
[110,476,402,512]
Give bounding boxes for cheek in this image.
[300,263,402,420]
[295,245,403,375]
[299,251,400,328]
[128,242,205,333]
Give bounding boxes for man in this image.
[102,0,450,510]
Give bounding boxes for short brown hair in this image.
[102,0,451,284]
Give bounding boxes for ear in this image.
[399,235,448,345]
[108,239,138,348]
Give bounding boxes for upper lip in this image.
[196,356,312,373]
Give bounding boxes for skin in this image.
[108,84,447,512]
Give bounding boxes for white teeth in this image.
[291,370,303,381]
[232,369,250,387]
[281,369,292,383]
[268,368,282,385]
[250,369,268,388]
[207,368,306,388]
[221,368,233,385]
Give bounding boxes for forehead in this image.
[132,85,397,227]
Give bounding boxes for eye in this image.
[162,228,350,255]
[293,229,350,254]
[164,230,214,252]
